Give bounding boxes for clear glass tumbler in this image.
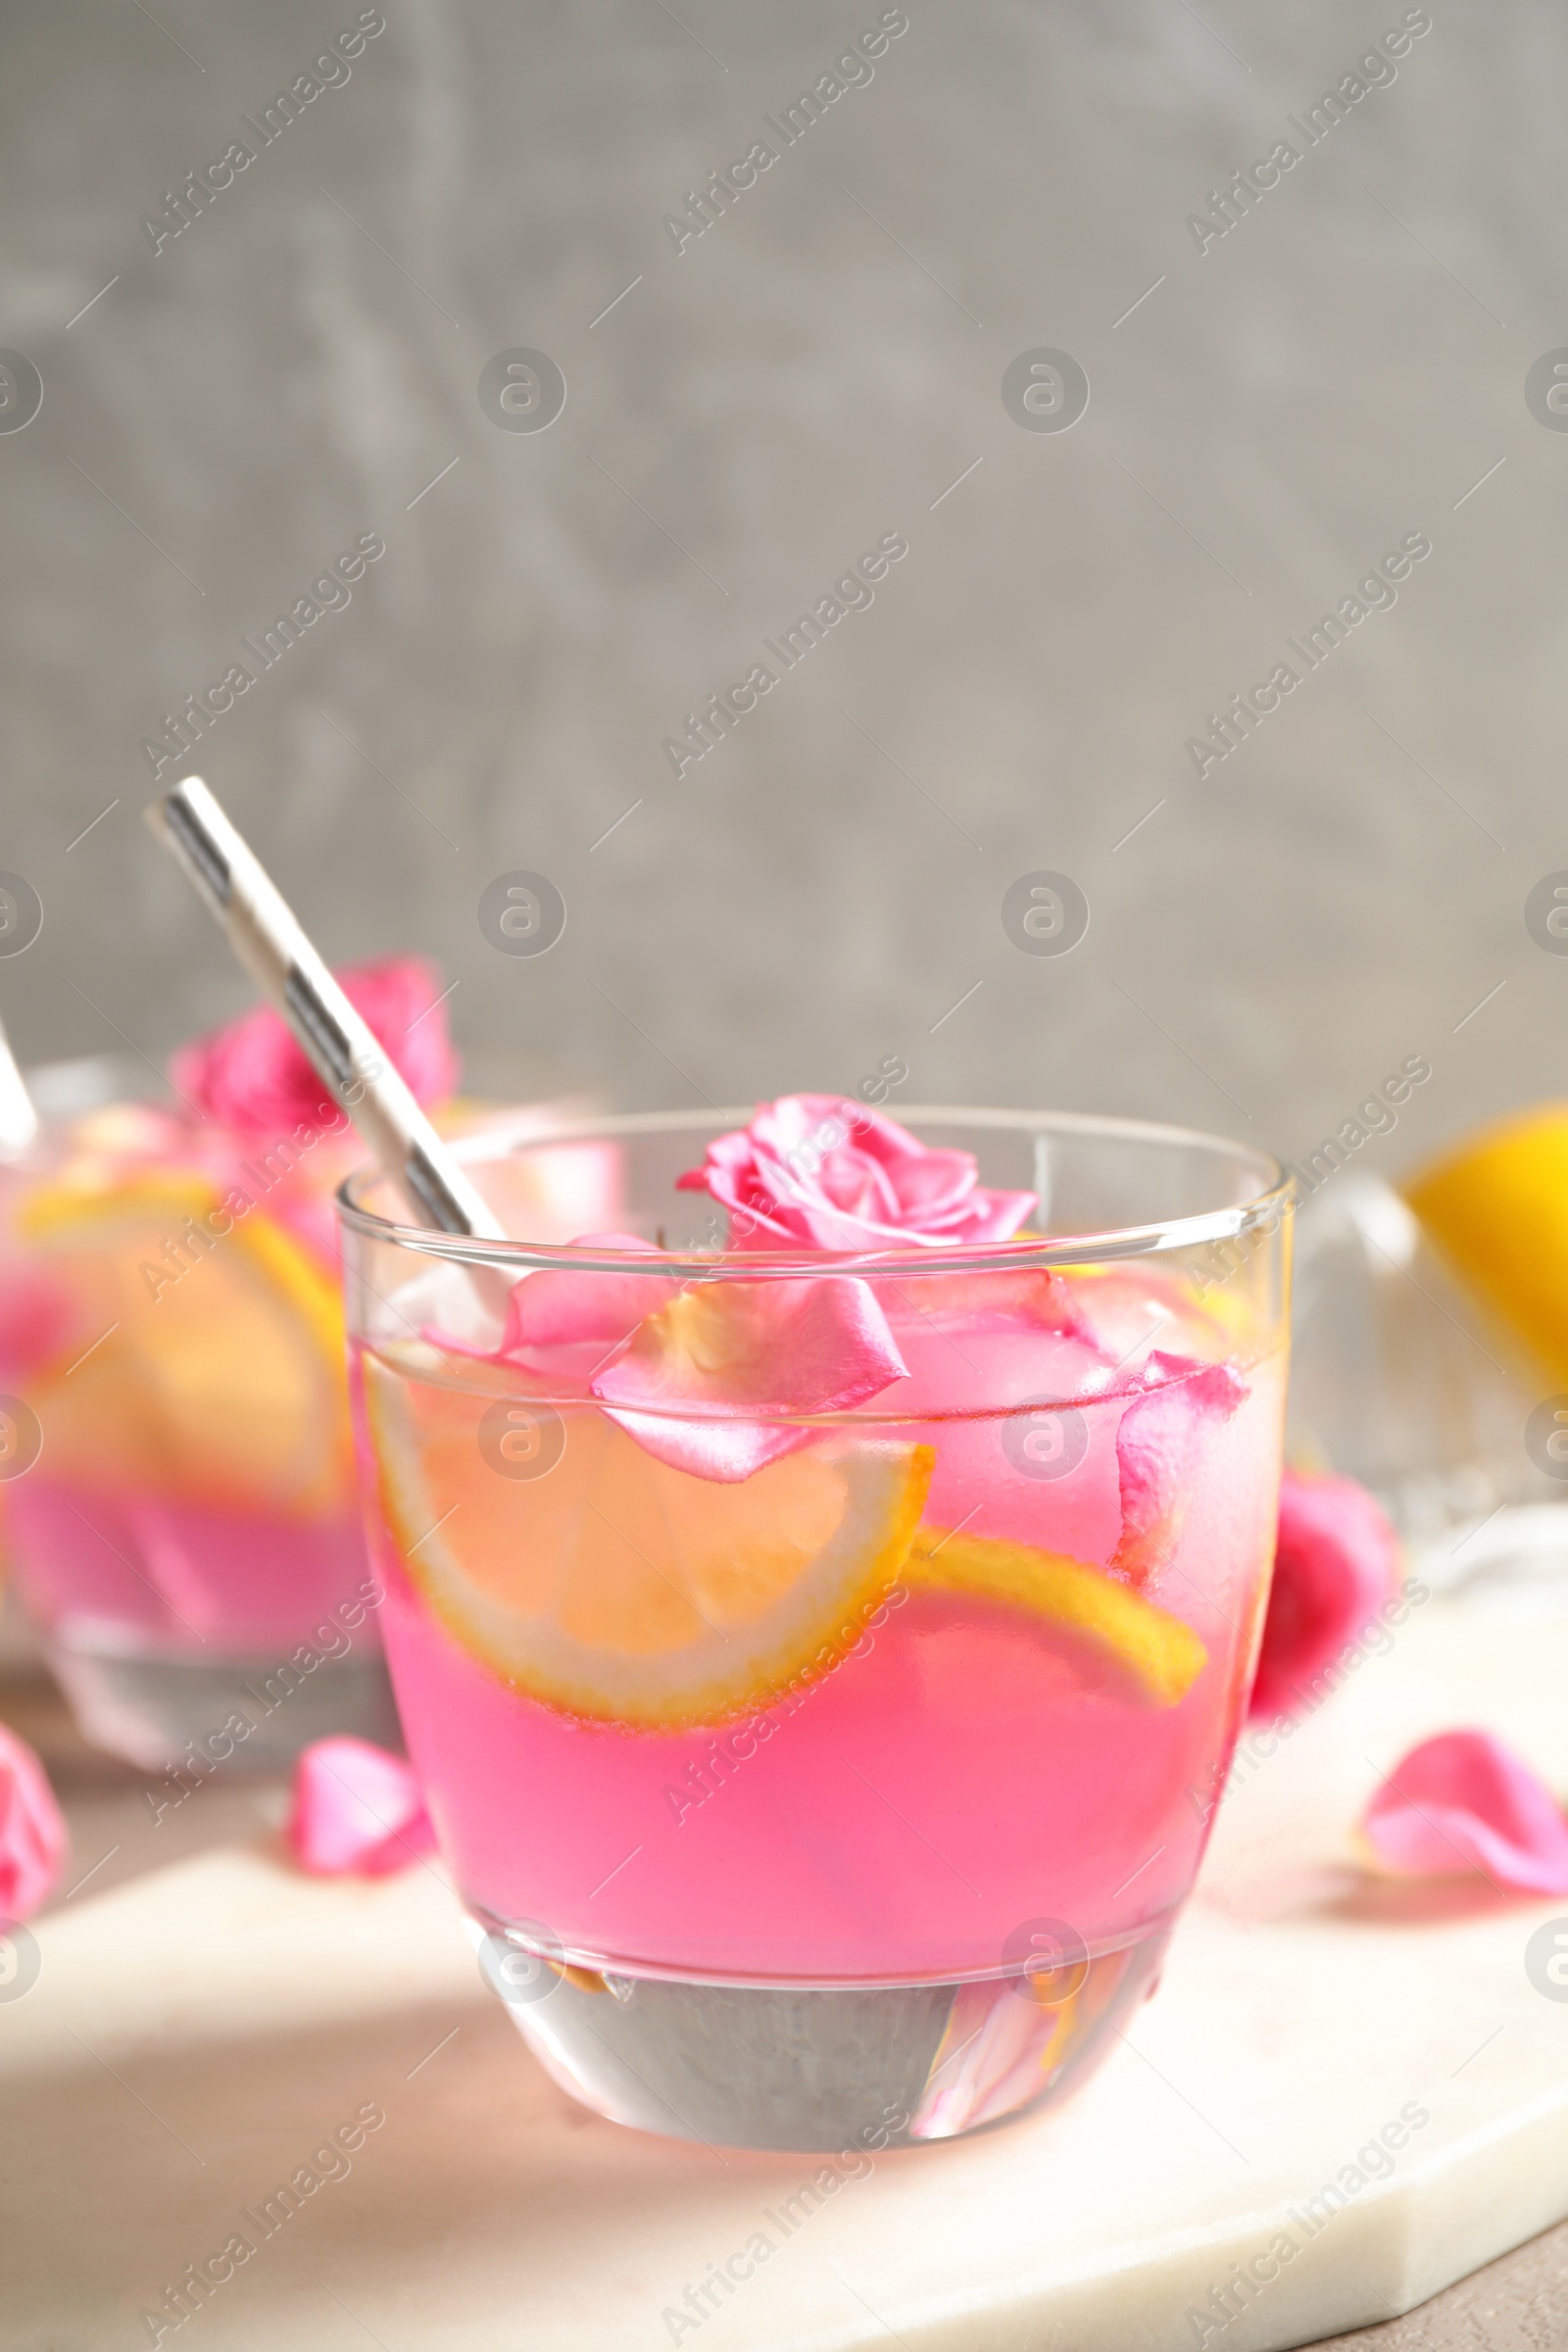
[0,1069,401,1771]
[339,1108,1289,2150]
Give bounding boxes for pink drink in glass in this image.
[342,1108,1289,2149]
[0,1093,395,1768]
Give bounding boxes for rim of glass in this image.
[336,1104,1290,1280]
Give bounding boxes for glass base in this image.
[472,1911,1171,2150]
[46,1640,403,1773]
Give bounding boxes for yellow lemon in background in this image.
[1402,1104,1568,1385]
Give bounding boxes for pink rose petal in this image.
[426,1099,1041,1481]
[677,1096,1035,1252]
[880,1264,1106,1352]
[1113,1350,1249,1582]
[286,1738,436,1878]
[423,1234,679,1365]
[1250,1470,1400,1721]
[1362,1731,1568,1895]
[592,1276,907,1481]
[504,1234,681,1352]
[0,1722,68,1920]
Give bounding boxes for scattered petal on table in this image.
[0,1721,68,1920]
[287,1737,436,1878]
[1362,1730,1568,1895]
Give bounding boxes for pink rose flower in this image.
[1362,1730,1568,1895]
[1250,1470,1400,1721]
[0,1721,68,1920]
[676,1096,1036,1252]
[286,1738,437,1877]
[169,955,458,1134]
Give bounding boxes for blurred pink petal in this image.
[593,1276,907,1481]
[1362,1731,1568,1894]
[0,1259,77,1384]
[287,1738,436,1878]
[0,1722,68,1920]
[170,954,458,1133]
[1113,1351,1248,1582]
[1250,1470,1400,1721]
[676,1095,1035,1251]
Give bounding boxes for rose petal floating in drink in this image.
[1113,1350,1249,1584]
[287,1736,436,1877]
[422,1234,681,1366]
[170,953,459,1134]
[504,1234,682,1353]
[0,1722,68,1919]
[676,1095,1035,1250]
[879,1262,1104,1350]
[1250,1469,1399,1722]
[432,1100,1038,1478]
[593,1276,908,1481]
[1361,1729,1568,1895]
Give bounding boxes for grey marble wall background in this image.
[0,0,1559,1178]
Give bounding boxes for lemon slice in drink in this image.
[19,1171,349,1513]
[364,1359,935,1728]
[907,1527,1207,1705]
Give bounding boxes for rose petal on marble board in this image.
[1113,1352,1249,1583]
[1362,1730,1568,1895]
[0,1721,68,1920]
[1250,1469,1400,1721]
[593,1275,907,1481]
[286,1738,436,1878]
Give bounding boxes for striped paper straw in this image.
[146,776,502,1239]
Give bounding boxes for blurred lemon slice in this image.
[1402,1104,1568,1384]
[19,1172,349,1513]
[906,1527,1207,1705]
[364,1359,935,1728]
